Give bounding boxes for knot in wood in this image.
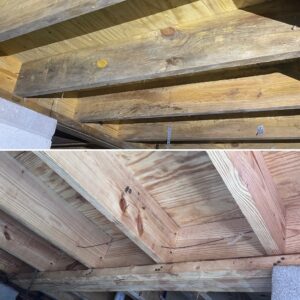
[160,27,176,38]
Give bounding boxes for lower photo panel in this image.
[0,150,299,300]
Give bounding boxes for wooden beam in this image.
[0,210,81,272]
[12,254,300,293]
[0,0,125,42]
[77,72,300,122]
[158,143,300,149]
[208,151,286,255]
[12,152,154,269]
[171,218,265,262]
[0,55,132,150]
[15,1,300,97]
[118,115,300,143]
[37,151,179,263]
[0,249,33,274]
[0,153,113,268]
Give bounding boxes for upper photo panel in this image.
[0,0,299,149]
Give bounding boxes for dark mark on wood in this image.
[3,226,11,241]
[125,186,132,194]
[166,57,182,66]
[136,213,144,236]
[120,193,128,213]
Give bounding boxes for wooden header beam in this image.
[15,1,300,97]
[37,151,179,263]
[13,255,300,293]
[208,151,286,255]
[0,0,125,42]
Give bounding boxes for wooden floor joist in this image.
[13,255,300,293]
[14,0,300,97]
[0,0,125,42]
[0,210,81,272]
[0,249,33,274]
[77,72,300,123]
[208,151,286,255]
[37,151,179,263]
[0,153,113,268]
[119,115,300,143]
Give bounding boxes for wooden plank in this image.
[0,210,82,272]
[13,97,143,149]
[115,151,245,228]
[0,55,132,150]
[260,152,300,254]
[0,0,125,42]
[0,249,33,274]
[14,0,300,97]
[118,115,300,142]
[158,143,300,149]
[12,254,300,293]
[3,0,267,63]
[77,72,300,122]
[208,151,286,255]
[0,153,113,268]
[37,151,179,263]
[171,218,265,262]
[262,152,300,208]
[13,152,154,269]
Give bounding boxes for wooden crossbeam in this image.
[14,1,300,97]
[77,72,300,122]
[0,153,113,268]
[13,255,300,293]
[208,151,286,255]
[0,210,81,272]
[0,0,125,42]
[37,151,179,263]
[118,115,300,143]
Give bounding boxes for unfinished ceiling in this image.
[0,0,299,149]
[0,151,298,299]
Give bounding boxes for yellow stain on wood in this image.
[97,59,108,69]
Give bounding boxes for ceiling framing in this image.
[0,151,297,299]
[0,0,299,149]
